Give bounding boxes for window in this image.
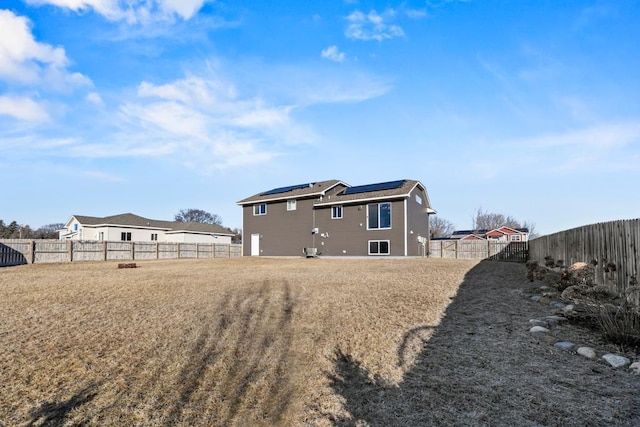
[98,232,104,241]
[511,235,521,242]
[73,223,78,231]
[287,200,297,211]
[415,195,423,205]
[121,232,132,241]
[151,233,158,241]
[253,203,267,216]
[332,205,343,219]
[369,240,390,255]
[368,202,391,229]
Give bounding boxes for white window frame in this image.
[121,232,132,241]
[511,234,521,242]
[287,199,297,211]
[368,240,390,255]
[332,205,343,219]
[367,202,392,230]
[253,203,267,216]
[98,232,104,241]
[415,194,423,205]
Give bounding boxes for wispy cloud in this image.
[345,9,404,41]
[24,0,209,24]
[0,95,50,122]
[321,45,346,63]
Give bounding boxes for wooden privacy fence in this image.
[429,240,528,262]
[0,240,242,266]
[528,218,640,305]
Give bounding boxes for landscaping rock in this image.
[602,354,631,368]
[529,319,548,327]
[539,296,552,304]
[554,341,575,351]
[530,296,542,302]
[551,301,566,309]
[530,326,550,333]
[562,304,575,314]
[577,347,596,359]
[629,362,640,374]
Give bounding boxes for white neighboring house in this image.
[59,213,234,244]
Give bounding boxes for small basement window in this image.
[369,240,390,255]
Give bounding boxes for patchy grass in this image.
[0,257,472,425]
[0,258,637,426]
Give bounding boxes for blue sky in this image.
[1,0,639,235]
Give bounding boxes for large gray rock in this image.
[554,341,575,351]
[629,361,640,374]
[602,354,631,368]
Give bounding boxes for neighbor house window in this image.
[415,195,423,205]
[367,202,391,229]
[98,232,104,241]
[332,205,343,219]
[73,224,78,231]
[369,240,390,255]
[253,203,267,216]
[151,233,158,241]
[287,200,297,211]
[511,235,521,242]
[121,232,132,241]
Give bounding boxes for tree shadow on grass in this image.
[328,261,640,426]
[28,383,100,427]
[165,279,296,425]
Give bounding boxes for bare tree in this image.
[472,208,537,236]
[174,209,223,225]
[429,216,455,238]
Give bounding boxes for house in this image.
[451,227,529,242]
[59,213,234,244]
[236,179,435,257]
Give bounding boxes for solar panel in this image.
[342,180,405,195]
[261,183,314,196]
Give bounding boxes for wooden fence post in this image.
[103,241,107,261]
[68,240,73,262]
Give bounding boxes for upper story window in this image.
[73,223,78,231]
[368,202,391,229]
[151,233,158,241]
[511,234,521,241]
[253,203,267,216]
[121,232,132,241]
[415,194,423,205]
[332,205,343,219]
[287,200,297,211]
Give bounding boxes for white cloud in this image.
[25,0,209,24]
[0,95,50,122]
[86,92,105,106]
[345,9,404,41]
[321,45,346,63]
[0,10,90,90]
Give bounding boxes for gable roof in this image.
[67,213,233,236]
[237,179,346,205]
[315,179,432,208]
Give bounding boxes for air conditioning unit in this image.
[304,247,318,258]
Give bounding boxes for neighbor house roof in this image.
[236,179,346,205]
[67,213,234,236]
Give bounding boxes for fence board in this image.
[1,239,241,266]
[429,240,527,261]
[529,218,640,305]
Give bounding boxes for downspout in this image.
[404,198,408,256]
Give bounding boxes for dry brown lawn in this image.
[0,258,637,426]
